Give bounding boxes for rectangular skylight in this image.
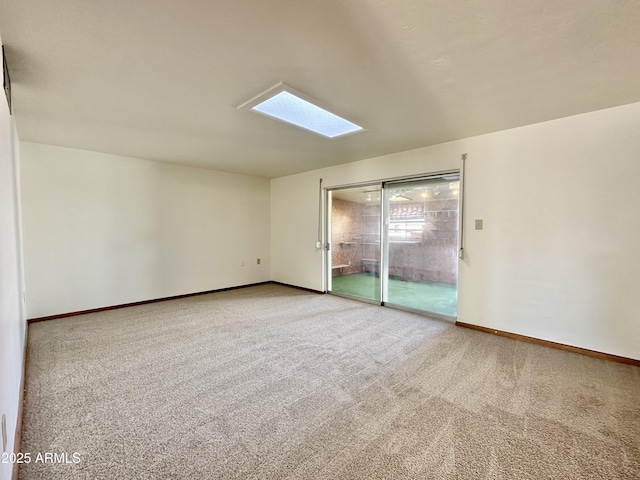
[239,83,364,139]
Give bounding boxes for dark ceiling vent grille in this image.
[2,45,12,114]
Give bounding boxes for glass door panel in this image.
[383,177,459,316]
[328,186,381,302]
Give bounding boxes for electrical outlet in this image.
[257,258,261,265]
[475,219,484,230]
[240,260,245,267]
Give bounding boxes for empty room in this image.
[1,1,639,479]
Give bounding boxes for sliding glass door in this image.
[327,185,381,302]
[327,173,460,319]
[382,177,459,316]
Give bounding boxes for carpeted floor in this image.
[19,284,640,479]
[331,273,457,316]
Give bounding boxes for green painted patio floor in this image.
[330,272,457,317]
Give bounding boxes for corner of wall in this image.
[0,43,28,478]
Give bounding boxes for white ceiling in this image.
[1,0,639,178]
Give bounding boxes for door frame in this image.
[324,170,462,321]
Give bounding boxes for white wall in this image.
[0,44,26,480]
[21,143,271,318]
[271,102,640,360]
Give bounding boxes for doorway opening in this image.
[327,173,460,318]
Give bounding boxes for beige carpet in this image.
[19,284,640,479]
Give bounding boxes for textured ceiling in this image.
[1,0,639,178]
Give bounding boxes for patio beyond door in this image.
[328,185,381,303]
[328,174,459,319]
